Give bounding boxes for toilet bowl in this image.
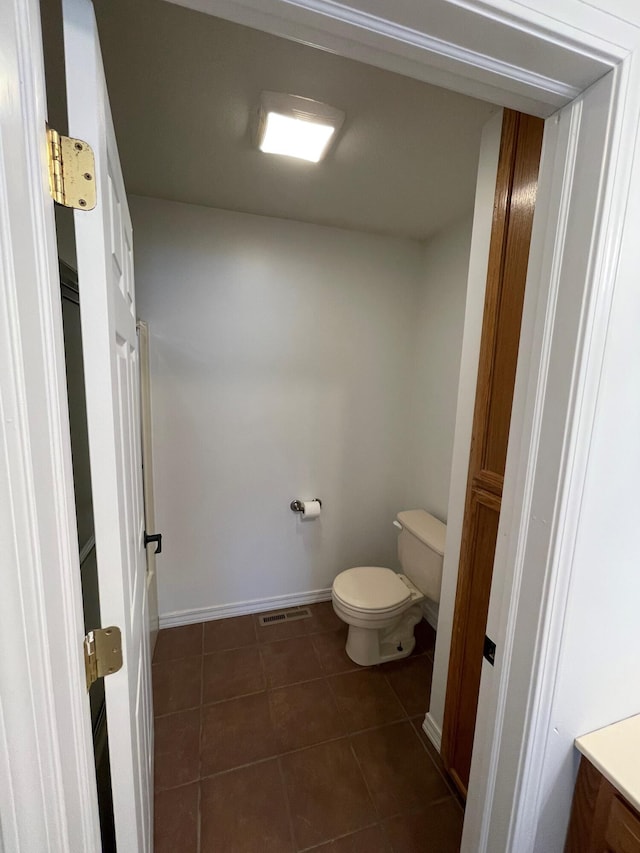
[332,567,424,665]
[331,510,446,666]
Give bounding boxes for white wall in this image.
[407,216,473,521]
[132,196,429,621]
[425,110,503,744]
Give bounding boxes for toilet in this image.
[331,509,446,666]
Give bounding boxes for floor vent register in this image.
[258,607,313,627]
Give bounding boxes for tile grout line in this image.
[155,706,438,795]
[276,755,298,853]
[155,616,433,653]
[153,613,438,851]
[346,712,457,848]
[154,644,431,721]
[256,641,268,692]
[307,628,326,677]
[408,716,465,804]
[347,735,397,852]
[381,670,412,721]
[348,732,383,818]
[194,718,443,787]
[323,671,339,713]
[196,775,202,853]
[297,821,381,852]
[153,671,328,721]
[250,612,259,646]
[154,626,341,666]
[155,716,458,807]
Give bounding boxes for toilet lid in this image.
[333,567,411,611]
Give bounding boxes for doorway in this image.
[88,2,545,848]
[3,1,632,852]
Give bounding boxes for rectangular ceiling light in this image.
[256,92,345,163]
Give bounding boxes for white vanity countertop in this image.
[576,713,640,812]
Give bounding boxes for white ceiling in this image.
[94,0,495,241]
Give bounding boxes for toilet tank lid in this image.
[396,510,446,556]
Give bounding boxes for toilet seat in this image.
[332,566,411,613]
[331,565,426,665]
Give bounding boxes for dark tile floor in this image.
[152,601,463,852]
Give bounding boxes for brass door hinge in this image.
[84,626,123,690]
[47,127,96,210]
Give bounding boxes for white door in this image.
[62,0,153,850]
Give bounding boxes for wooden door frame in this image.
[2,0,640,850]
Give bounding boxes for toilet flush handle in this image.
[393,520,402,530]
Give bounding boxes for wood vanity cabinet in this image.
[566,756,640,853]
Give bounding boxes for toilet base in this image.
[344,604,423,666]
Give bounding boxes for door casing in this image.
[2,1,640,851]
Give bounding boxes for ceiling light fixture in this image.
[255,92,345,163]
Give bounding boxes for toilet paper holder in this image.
[290,499,322,513]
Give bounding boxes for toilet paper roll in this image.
[301,500,321,521]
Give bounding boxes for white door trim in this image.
[3,0,640,849]
[168,0,633,114]
[0,0,101,849]
[466,66,634,851]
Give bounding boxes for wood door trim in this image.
[441,109,544,795]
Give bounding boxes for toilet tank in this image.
[396,510,446,603]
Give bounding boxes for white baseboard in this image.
[159,587,333,629]
[422,712,443,753]
[421,598,439,630]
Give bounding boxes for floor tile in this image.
[152,656,202,716]
[383,654,433,716]
[311,825,391,852]
[153,623,203,663]
[410,715,432,751]
[413,619,436,656]
[202,646,265,704]
[154,782,198,853]
[261,635,322,688]
[351,721,450,818]
[281,739,376,850]
[200,760,293,852]
[201,692,278,775]
[329,670,406,733]
[411,717,448,775]
[203,614,256,653]
[311,628,359,676]
[154,707,200,791]
[410,718,464,804]
[152,612,461,853]
[269,679,346,753]
[254,609,314,643]
[307,600,344,634]
[383,799,464,853]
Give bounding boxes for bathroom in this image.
[45,0,507,848]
